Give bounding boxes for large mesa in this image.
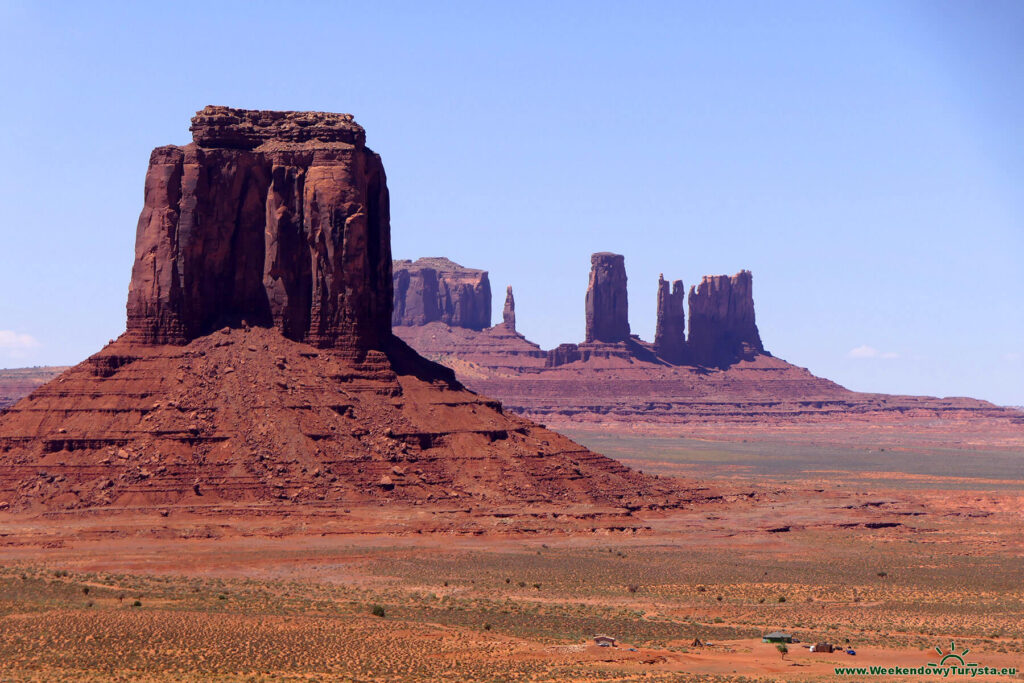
[127,105,391,352]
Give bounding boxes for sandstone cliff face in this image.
[584,253,630,343]
[392,258,491,330]
[654,275,686,363]
[687,270,764,367]
[502,286,516,330]
[125,105,391,352]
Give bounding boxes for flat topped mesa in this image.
[190,105,366,149]
[392,258,491,330]
[126,106,391,351]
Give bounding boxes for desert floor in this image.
[0,440,1021,682]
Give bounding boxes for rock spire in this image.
[502,286,516,330]
[584,253,630,343]
[654,274,686,363]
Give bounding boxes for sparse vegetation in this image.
[0,485,1018,681]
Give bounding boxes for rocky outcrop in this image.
[654,275,686,363]
[392,258,491,330]
[125,105,391,352]
[546,343,582,367]
[584,253,630,343]
[0,107,686,514]
[687,270,764,367]
[502,286,516,330]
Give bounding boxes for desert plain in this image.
[0,435,1021,682]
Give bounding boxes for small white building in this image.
[593,635,617,647]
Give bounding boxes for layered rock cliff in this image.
[654,275,686,363]
[687,270,764,367]
[392,258,491,330]
[126,105,391,352]
[584,253,630,343]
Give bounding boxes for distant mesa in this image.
[392,257,491,331]
[391,252,1023,442]
[393,251,766,369]
[0,107,680,514]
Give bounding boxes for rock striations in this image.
[392,258,491,330]
[0,108,681,514]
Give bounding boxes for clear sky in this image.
[1,1,1021,405]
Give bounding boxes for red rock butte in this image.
[0,107,684,514]
[126,106,390,351]
[392,253,1024,448]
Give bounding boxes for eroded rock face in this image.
[502,286,516,330]
[584,253,630,343]
[126,105,391,352]
[654,275,686,363]
[392,258,491,330]
[687,270,764,367]
[0,107,686,514]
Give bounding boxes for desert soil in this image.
[0,462,1020,682]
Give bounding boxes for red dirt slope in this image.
[0,327,682,513]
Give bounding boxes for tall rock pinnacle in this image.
[502,286,516,330]
[125,105,392,352]
[687,270,764,367]
[654,274,686,363]
[584,253,630,343]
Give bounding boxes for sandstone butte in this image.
[0,106,687,514]
[392,255,1024,449]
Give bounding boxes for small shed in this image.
[594,635,617,647]
[810,642,834,653]
[762,631,793,644]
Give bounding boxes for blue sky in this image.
[0,1,1021,405]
